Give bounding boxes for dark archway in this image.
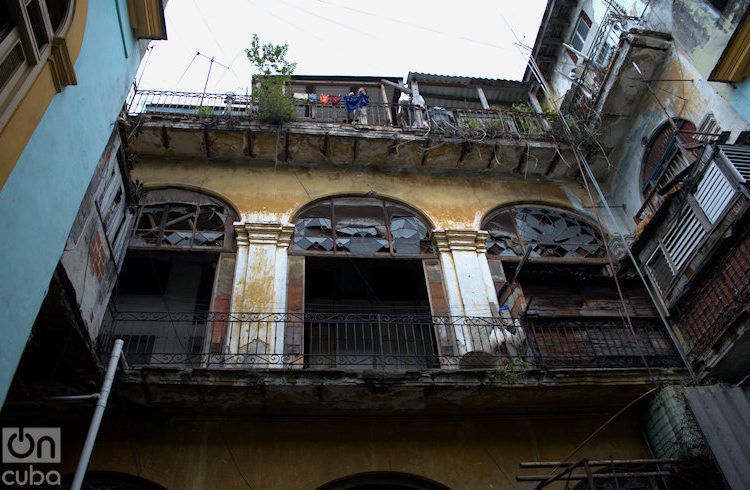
[318,472,450,490]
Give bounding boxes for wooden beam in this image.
[457,141,471,166]
[380,84,393,124]
[487,144,498,168]
[320,132,330,158]
[160,125,170,149]
[244,131,254,158]
[544,151,560,176]
[476,86,490,109]
[380,78,410,95]
[420,139,430,166]
[202,128,211,158]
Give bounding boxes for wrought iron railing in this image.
[125,89,559,138]
[98,312,679,371]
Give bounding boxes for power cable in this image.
[277,0,385,41]
[315,0,520,53]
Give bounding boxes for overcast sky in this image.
[135,0,548,95]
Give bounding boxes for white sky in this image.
[135,0,548,95]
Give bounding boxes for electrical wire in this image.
[315,0,520,53]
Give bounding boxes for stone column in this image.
[433,229,501,355]
[227,222,294,366]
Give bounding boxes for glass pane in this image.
[514,207,605,258]
[333,198,388,255]
[26,0,49,49]
[484,210,523,256]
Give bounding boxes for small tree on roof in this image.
[246,34,297,124]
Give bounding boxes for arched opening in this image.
[288,196,442,369]
[640,118,697,198]
[481,205,667,368]
[318,471,450,490]
[108,188,238,365]
[483,205,606,260]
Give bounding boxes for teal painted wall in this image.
[0,0,142,405]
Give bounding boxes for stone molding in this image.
[236,222,295,247]
[433,230,488,253]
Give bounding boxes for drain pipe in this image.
[71,339,124,490]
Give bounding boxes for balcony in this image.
[99,311,680,371]
[123,89,607,179]
[634,144,750,305]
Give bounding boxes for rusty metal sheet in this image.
[685,386,750,490]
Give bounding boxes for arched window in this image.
[0,0,76,128]
[130,188,237,251]
[641,119,696,196]
[483,206,606,259]
[292,196,433,256]
[318,472,450,490]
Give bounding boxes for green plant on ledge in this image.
[495,356,529,384]
[196,106,213,117]
[246,34,297,125]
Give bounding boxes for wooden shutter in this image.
[207,253,235,352]
[422,258,455,356]
[285,255,305,365]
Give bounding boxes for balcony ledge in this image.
[114,365,686,415]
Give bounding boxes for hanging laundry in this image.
[344,92,369,113]
[319,94,331,105]
[293,93,308,100]
[330,95,342,106]
[308,93,319,103]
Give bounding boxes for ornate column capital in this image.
[277,225,295,249]
[445,230,484,252]
[244,223,296,247]
[432,230,450,253]
[432,229,488,253]
[234,222,249,247]
[475,230,489,254]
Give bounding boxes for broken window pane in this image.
[484,206,605,259]
[484,210,524,256]
[294,197,434,256]
[130,189,235,251]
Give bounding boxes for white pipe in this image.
[71,339,124,490]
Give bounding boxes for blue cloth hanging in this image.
[344,93,369,113]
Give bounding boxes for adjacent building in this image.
[0,0,166,406]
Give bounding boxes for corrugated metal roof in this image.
[685,386,750,490]
[406,72,531,109]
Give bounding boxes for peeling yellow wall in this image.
[132,160,591,230]
[59,415,650,489]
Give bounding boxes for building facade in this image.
[2,0,750,488]
[0,0,166,405]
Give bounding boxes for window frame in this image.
[0,0,74,131]
[290,196,435,258]
[567,11,592,63]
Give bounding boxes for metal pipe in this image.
[71,339,124,490]
[43,394,100,401]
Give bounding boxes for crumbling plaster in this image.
[605,49,750,234]
[132,161,593,231]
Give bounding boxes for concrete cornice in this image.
[242,222,296,246]
[433,230,488,253]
